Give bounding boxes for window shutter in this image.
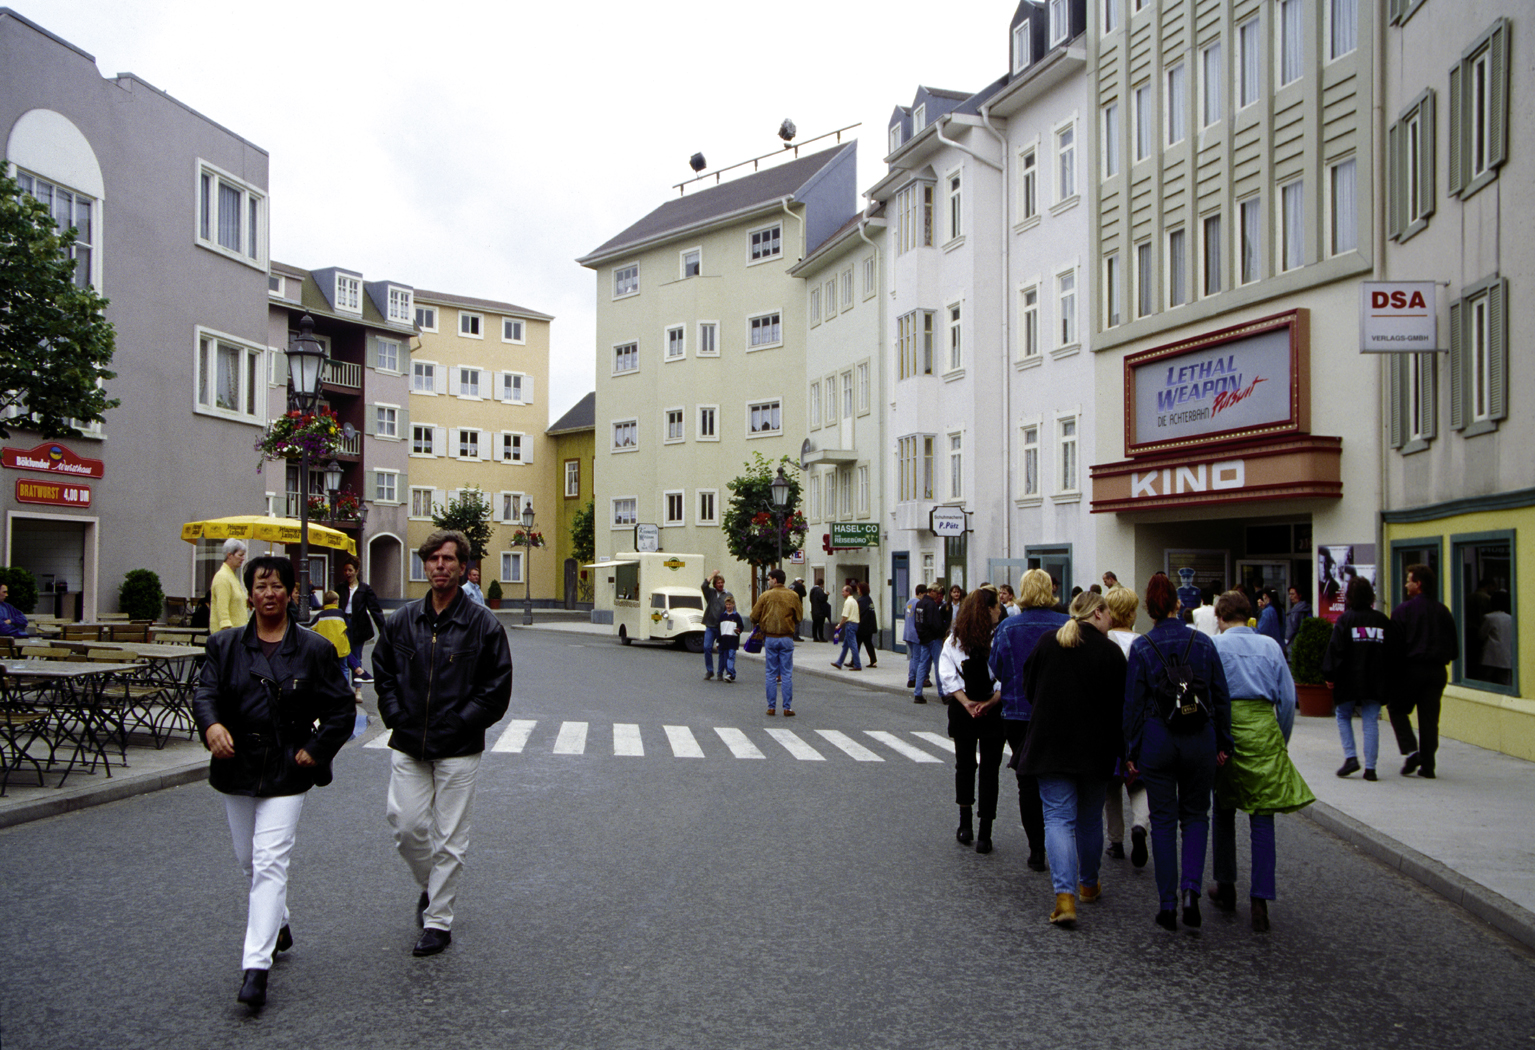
[365,401,378,436]
[399,406,410,439]
[480,429,493,462]
[1387,121,1404,240]
[1388,353,1405,449]
[1487,21,1510,172]
[1388,0,1401,24]
[1419,91,1437,222]
[433,488,445,513]
[1488,277,1508,421]
[1419,353,1438,441]
[365,339,378,370]
[1449,298,1466,429]
[433,426,447,457]
[433,366,447,395]
[1447,63,1464,197]
[495,371,507,402]
[521,433,534,465]
[522,376,534,404]
[491,492,505,523]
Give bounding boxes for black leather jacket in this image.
[373,590,513,760]
[193,619,355,797]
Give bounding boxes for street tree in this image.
[570,498,595,565]
[722,452,806,590]
[431,487,494,564]
[0,172,118,439]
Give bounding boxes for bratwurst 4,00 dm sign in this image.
[1131,325,1295,450]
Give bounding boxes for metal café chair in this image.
[61,624,102,642]
[107,625,150,644]
[0,667,49,796]
[84,649,171,754]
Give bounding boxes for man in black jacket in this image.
[809,581,830,642]
[374,529,513,957]
[1388,563,1459,778]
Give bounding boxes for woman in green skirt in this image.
[1208,590,1315,932]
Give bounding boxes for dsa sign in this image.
[1360,281,1439,353]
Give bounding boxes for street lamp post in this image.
[284,314,327,622]
[323,459,342,518]
[769,465,790,573]
[520,501,536,625]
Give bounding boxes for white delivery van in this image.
[591,552,708,652]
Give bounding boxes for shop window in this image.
[1453,531,1516,693]
[1390,539,1441,609]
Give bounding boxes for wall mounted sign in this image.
[930,507,968,536]
[2,441,105,478]
[1090,435,1342,514]
[830,522,880,548]
[1124,310,1309,456]
[15,477,92,508]
[1360,282,1440,353]
[634,524,660,553]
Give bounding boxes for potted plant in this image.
[486,578,503,610]
[1289,616,1335,717]
[119,568,165,623]
[0,566,39,614]
[255,408,344,464]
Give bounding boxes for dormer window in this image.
[889,123,904,154]
[1013,19,1032,72]
[1049,0,1069,46]
[387,286,413,323]
[335,274,361,314]
[913,104,927,133]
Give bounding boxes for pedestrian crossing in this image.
[362,719,975,766]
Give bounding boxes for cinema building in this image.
[1085,0,1383,621]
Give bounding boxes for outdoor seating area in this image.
[0,636,204,796]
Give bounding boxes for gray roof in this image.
[547,391,595,435]
[414,288,553,321]
[578,145,845,265]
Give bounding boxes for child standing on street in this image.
[309,590,357,701]
[716,597,744,682]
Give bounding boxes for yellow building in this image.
[405,290,556,605]
[546,392,596,607]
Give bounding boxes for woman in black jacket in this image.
[1017,590,1128,927]
[938,587,1005,852]
[194,555,354,1010]
[338,555,387,683]
[856,582,879,668]
[1321,576,1393,780]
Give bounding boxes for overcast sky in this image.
[22,0,1016,423]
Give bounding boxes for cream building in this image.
[405,290,556,604]
[577,142,858,600]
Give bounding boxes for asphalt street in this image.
[2,628,1533,1050]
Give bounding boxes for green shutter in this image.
[1389,353,1405,448]
[1448,64,1464,197]
[365,401,377,436]
[1419,90,1437,221]
[1389,0,1402,25]
[1419,353,1438,441]
[1487,20,1511,172]
[1488,277,1508,421]
[399,406,410,441]
[1388,122,1404,240]
[365,339,378,370]
[1449,299,1466,430]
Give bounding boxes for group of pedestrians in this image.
[937,568,1315,934]
[194,529,512,1010]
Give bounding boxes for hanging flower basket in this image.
[306,489,363,523]
[256,408,343,462]
[511,530,547,548]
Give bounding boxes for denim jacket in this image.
[1123,617,1234,761]
[988,607,1068,721]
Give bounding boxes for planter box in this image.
[1295,683,1334,718]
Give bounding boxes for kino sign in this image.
[1131,460,1244,498]
[1360,281,1440,352]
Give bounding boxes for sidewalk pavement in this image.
[6,620,1533,953]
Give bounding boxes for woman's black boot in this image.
[237,968,268,1008]
[975,818,993,854]
[956,806,974,845]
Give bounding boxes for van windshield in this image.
[669,595,703,610]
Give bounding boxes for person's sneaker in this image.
[1130,826,1148,868]
[705,672,714,681]
[1336,757,1361,777]
[908,678,916,688]
[1106,841,1126,860]
[1363,768,1378,781]
[354,671,373,683]
[726,674,735,682]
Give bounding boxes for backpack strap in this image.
[1180,629,1197,662]
[1143,632,1171,670]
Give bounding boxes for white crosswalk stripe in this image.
[363,731,391,749]
[713,727,765,759]
[553,721,588,755]
[613,723,644,756]
[814,729,884,762]
[864,731,942,763]
[491,719,538,753]
[913,731,955,753]
[664,724,704,758]
[764,728,825,761]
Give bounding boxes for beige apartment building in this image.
[405,289,556,604]
[577,142,859,598]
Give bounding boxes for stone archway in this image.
[368,533,403,598]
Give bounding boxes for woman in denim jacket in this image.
[1123,573,1233,932]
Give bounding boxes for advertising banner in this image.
[1317,544,1377,622]
[15,477,92,508]
[2,441,104,478]
[830,522,880,548]
[1360,281,1440,353]
[1131,326,1293,448]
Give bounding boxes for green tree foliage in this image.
[722,453,806,573]
[119,569,165,622]
[0,172,118,439]
[570,499,595,565]
[431,487,494,563]
[0,566,39,613]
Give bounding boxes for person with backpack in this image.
[1123,573,1233,931]
[938,587,1006,854]
[911,585,945,704]
[1208,590,1314,933]
[1322,576,1393,780]
[1016,591,1128,927]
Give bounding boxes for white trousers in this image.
[1103,781,1151,842]
[386,751,481,932]
[224,792,306,970]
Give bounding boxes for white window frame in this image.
[564,459,581,498]
[458,311,483,339]
[747,399,783,438]
[411,423,439,458]
[809,381,822,429]
[1055,120,1077,204]
[1019,145,1039,222]
[1280,179,1305,272]
[456,366,484,400]
[612,341,639,376]
[611,497,638,529]
[374,469,400,505]
[946,169,963,242]
[810,287,821,326]
[501,318,526,344]
[863,255,877,298]
[889,122,904,155]
[456,428,483,460]
[1328,0,1357,61]
[387,286,413,325]
[1470,292,1492,423]
[1167,228,1187,308]
[195,159,265,268]
[614,264,639,298]
[375,337,401,374]
[662,490,685,527]
[1202,213,1223,296]
[1019,284,1041,360]
[1102,101,1121,178]
[1239,195,1262,286]
[1056,267,1078,349]
[415,305,438,332]
[194,327,266,424]
[1056,413,1080,496]
[1105,252,1122,328]
[747,311,782,350]
[946,302,963,372]
[1019,418,1042,500]
[1201,41,1224,127]
[697,489,719,526]
[500,431,525,464]
[841,268,855,312]
[334,274,362,315]
[1238,17,1261,109]
[1103,0,1119,35]
[913,103,927,133]
[697,321,719,357]
[410,553,427,583]
[857,361,871,415]
[374,402,400,440]
[499,372,527,404]
[948,432,963,500]
[824,279,837,319]
[697,405,718,442]
[857,464,870,516]
[409,487,435,521]
[1278,0,1304,88]
[748,222,783,263]
[501,551,524,585]
[612,419,639,453]
[1136,240,1154,318]
[841,369,854,419]
[1166,63,1187,145]
[1013,18,1032,73]
[1134,82,1152,162]
[412,360,439,395]
[665,325,686,361]
[664,407,685,444]
[1329,157,1358,256]
[680,245,702,279]
[1049,0,1069,45]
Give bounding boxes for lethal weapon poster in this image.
[1131,326,1294,448]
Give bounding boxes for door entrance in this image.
[891,551,909,655]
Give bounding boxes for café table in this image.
[0,657,143,791]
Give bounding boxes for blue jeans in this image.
[1212,807,1276,900]
[834,630,861,669]
[720,646,737,677]
[1138,719,1218,909]
[1038,776,1109,896]
[764,636,794,709]
[703,626,720,675]
[912,639,943,698]
[1335,700,1381,770]
[906,641,921,681]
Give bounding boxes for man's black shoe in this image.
[413,928,452,956]
[416,891,429,927]
[1182,890,1203,928]
[1419,768,1436,779]
[1336,757,1361,777]
[274,924,293,956]
[1130,826,1148,868]
[1401,752,1421,776]
[1206,881,1236,912]
[908,679,916,688]
[1027,848,1047,872]
[237,968,268,1008]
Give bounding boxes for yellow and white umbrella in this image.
[180,515,357,556]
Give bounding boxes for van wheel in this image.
[618,625,631,645]
[682,633,706,654]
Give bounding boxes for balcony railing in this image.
[324,358,362,389]
[337,431,361,456]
